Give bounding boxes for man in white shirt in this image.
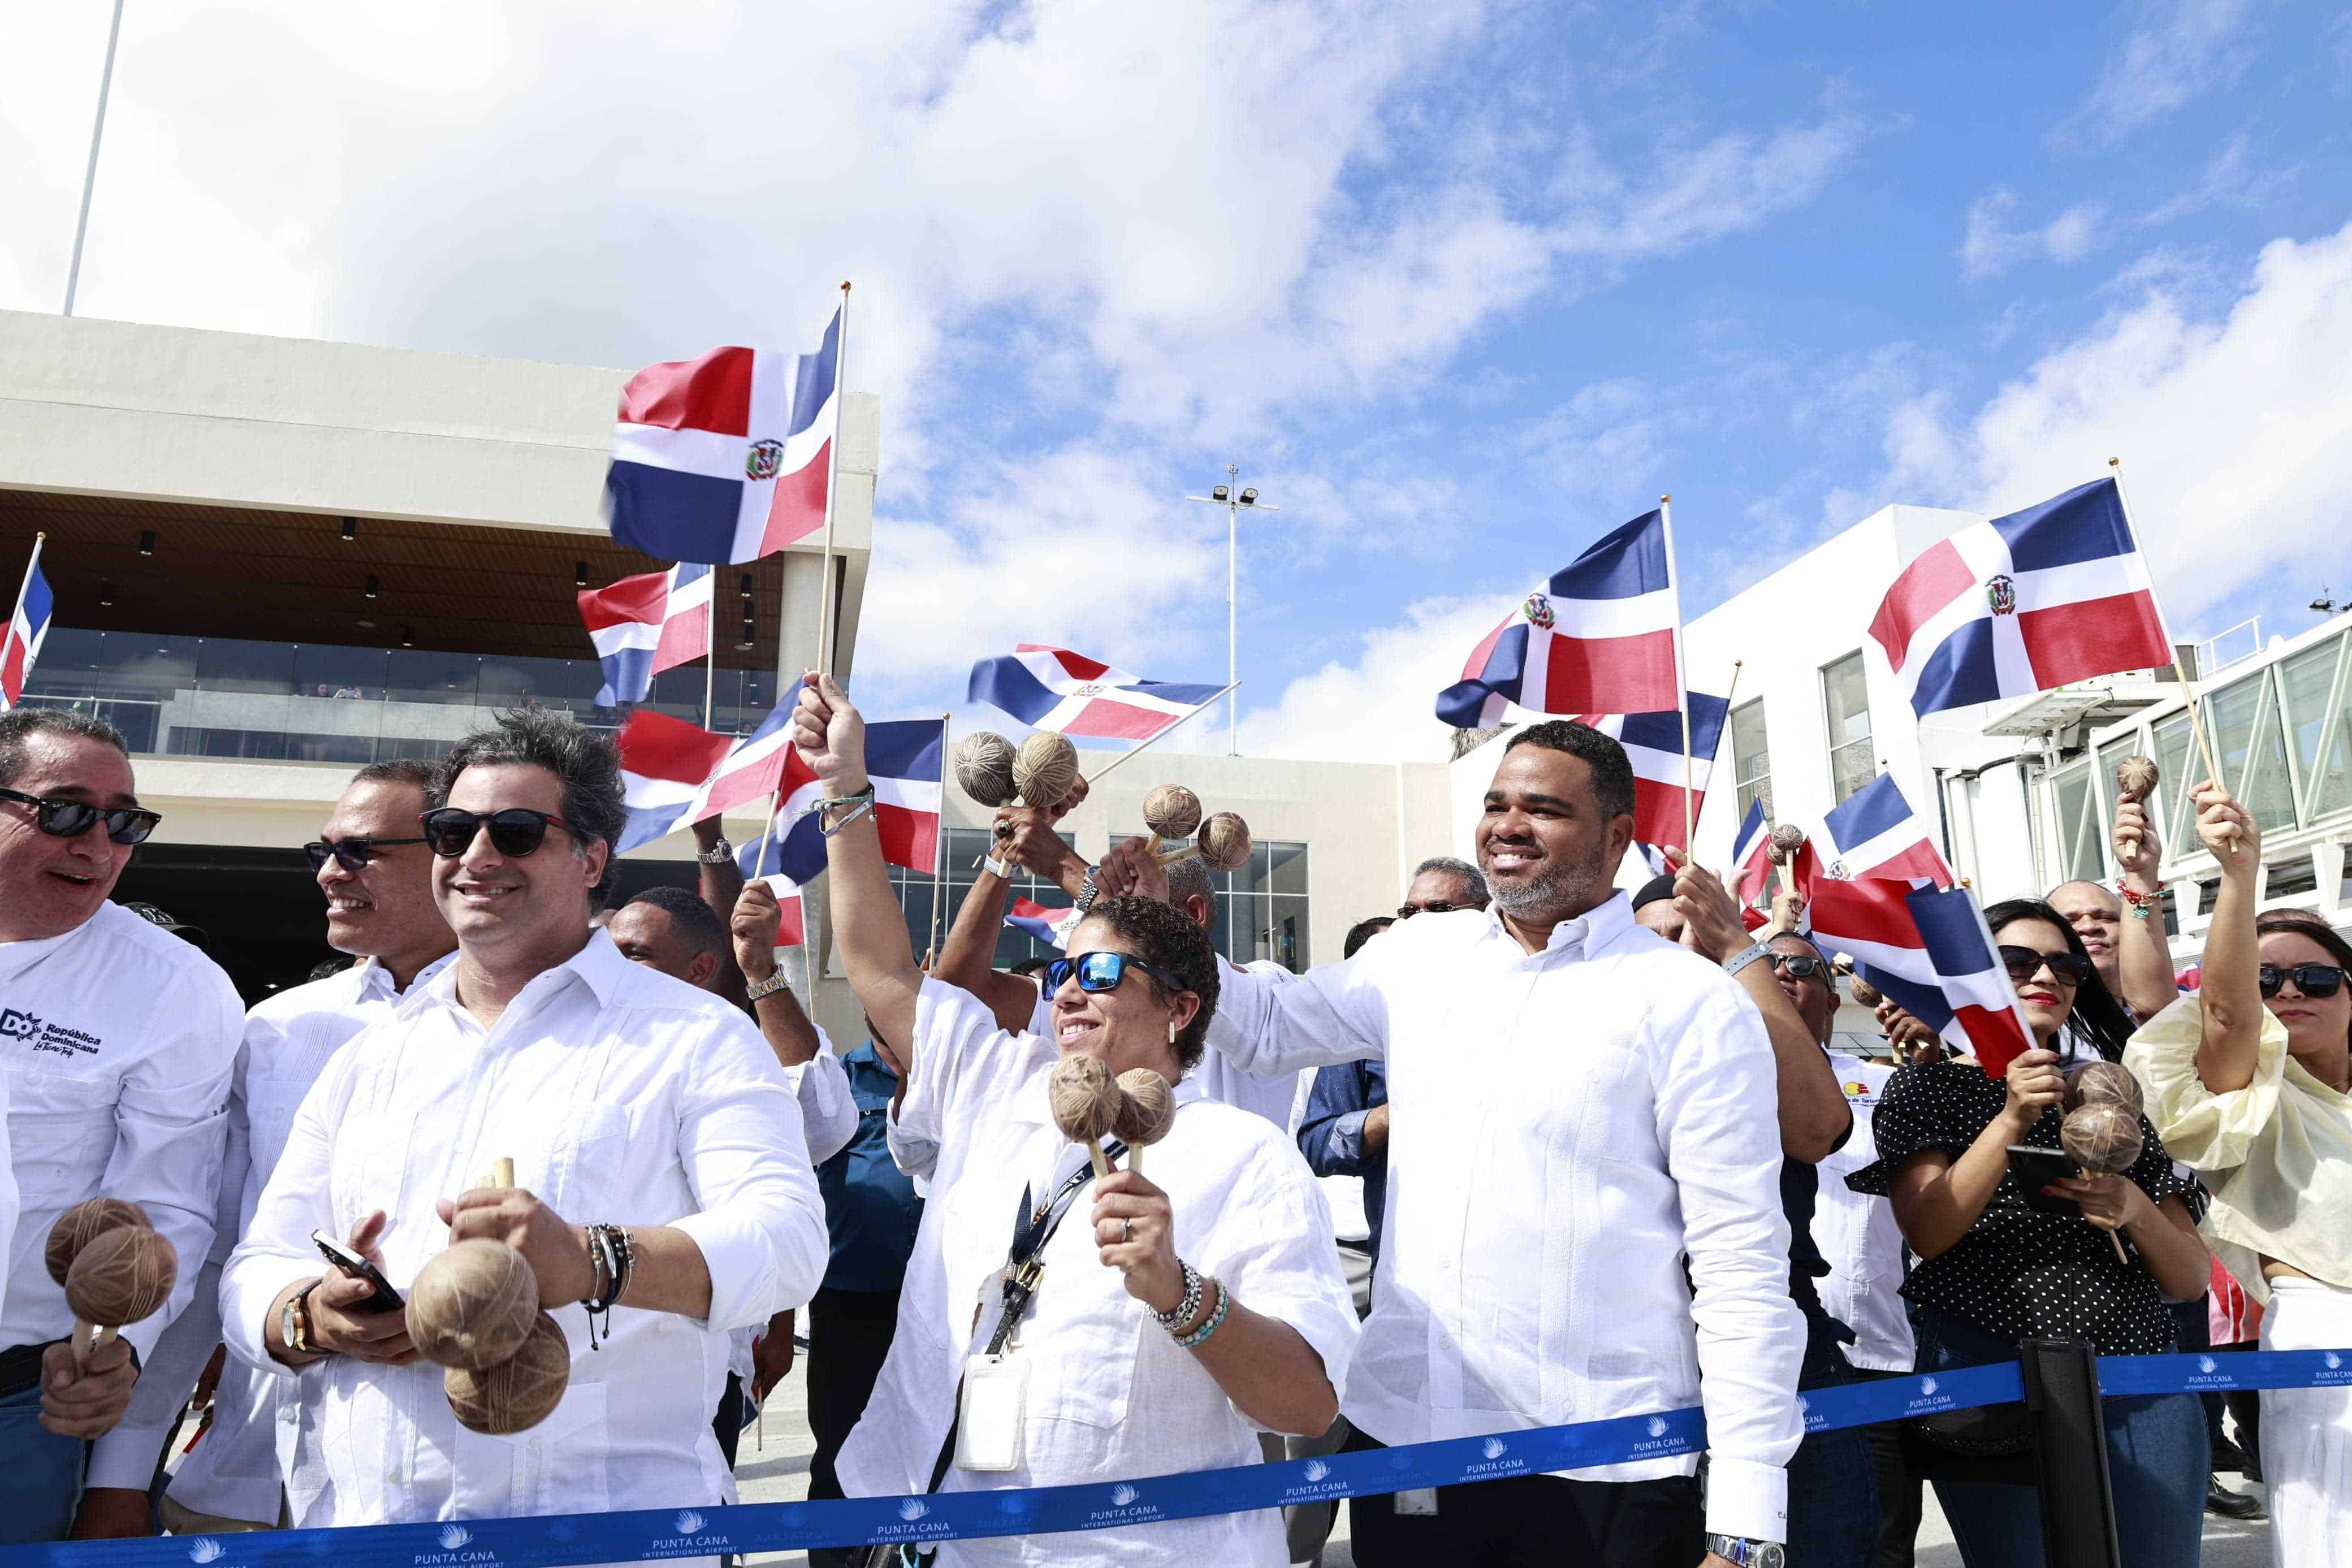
[1125,720,1802,1568]
[221,709,829,1529]
[71,759,459,1537]
[0,709,242,1543]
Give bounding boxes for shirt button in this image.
[279,1405,297,1423]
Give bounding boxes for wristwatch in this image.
[695,836,734,865]
[1705,1536,1785,1568]
[282,1284,315,1355]
[1074,864,1101,916]
[746,971,793,1002]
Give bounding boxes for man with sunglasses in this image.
[69,759,460,1539]
[0,710,242,1543]
[222,709,828,1535]
[1394,856,1487,921]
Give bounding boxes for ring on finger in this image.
[1121,1218,1132,1243]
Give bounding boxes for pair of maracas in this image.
[45,1198,178,1365]
[403,1158,572,1435]
[953,728,1254,875]
[1047,1055,1176,1179]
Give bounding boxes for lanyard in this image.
[986,1141,1124,1357]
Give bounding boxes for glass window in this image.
[480,653,603,715]
[386,650,483,707]
[2266,856,2319,900]
[892,827,1079,973]
[1731,700,1771,821]
[1207,840,1311,973]
[2277,633,2352,822]
[2208,672,2297,834]
[292,644,389,703]
[1822,653,1874,804]
[194,637,296,695]
[2050,759,2103,882]
[2150,712,2199,856]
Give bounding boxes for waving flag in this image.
[1810,772,1953,886]
[1569,691,1728,853]
[747,876,807,947]
[1868,477,2171,718]
[615,703,803,852]
[605,307,841,566]
[741,718,945,885]
[1731,798,1772,907]
[578,563,713,707]
[1,548,53,712]
[1005,896,1074,948]
[1437,510,1681,728]
[969,646,1226,743]
[1807,877,2036,1077]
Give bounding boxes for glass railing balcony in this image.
[21,627,779,766]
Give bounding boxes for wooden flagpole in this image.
[1657,495,1697,852]
[926,712,950,963]
[702,581,718,730]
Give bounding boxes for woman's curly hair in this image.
[1069,895,1221,1072]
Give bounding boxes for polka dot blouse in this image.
[1847,1060,2195,1355]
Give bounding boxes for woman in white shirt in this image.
[2127,785,2352,1568]
[794,675,1359,1567]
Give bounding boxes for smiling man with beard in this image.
[1179,719,1803,1568]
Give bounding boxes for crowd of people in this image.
[0,681,2345,1568]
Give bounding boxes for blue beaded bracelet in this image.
[1175,1277,1230,1350]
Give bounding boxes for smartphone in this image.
[313,1229,404,1314]
[2005,1145,2079,1215]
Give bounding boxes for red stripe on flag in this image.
[0,635,24,707]
[1062,698,1178,742]
[617,348,754,436]
[2017,590,2169,690]
[703,748,815,821]
[650,604,711,675]
[756,437,832,556]
[773,891,806,947]
[616,711,736,786]
[1629,777,1702,852]
[1460,611,1515,681]
[577,570,672,633]
[1867,539,1974,671]
[1040,647,1114,682]
[1537,629,1680,716]
[875,802,940,874]
[1953,1003,2032,1080]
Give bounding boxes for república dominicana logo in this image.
[745,438,784,480]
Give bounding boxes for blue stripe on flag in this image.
[1613,691,1730,756]
[786,310,842,439]
[1824,773,1915,851]
[1547,510,1670,601]
[968,655,1062,726]
[867,718,946,783]
[596,646,654,709]
[1436,624,1531,727]
[1732,797,1767,862]
[1988,477,2132,574]
[1906,885,2001,977]
[1856,959,1956,1033]
[606,461,744,566]
[22,565,53,629]
[1909,619,2008,715]
[1123,679,1228,706]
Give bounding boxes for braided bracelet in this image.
[1175,1277,1230,1350]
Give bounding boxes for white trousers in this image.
[2260,1276,2352,1568]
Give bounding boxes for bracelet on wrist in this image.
[746,970,793,1002]
[1174,1277,1230,1350]
[1151,1261,1204,1332]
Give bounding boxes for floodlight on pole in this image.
[1184,462,1278,756]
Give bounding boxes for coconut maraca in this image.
[1769,823,1807,898]
[407,1238,539,1371]
[2060,1101,2144,1263]
[2114,754,2159,861]
[44,1197,150,1288]
[1013,731,1081,812]
[444,1310,571,1436]
[63,1223,177,1365]
[1048,1054,1122,1182]
[1142,784,1203,863]
[2065,1059,2146,1119]
[1160,811,1252,872]
[1112,1068,1177,1178]
[954,731,1019,808]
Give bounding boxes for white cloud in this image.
[2139,132,2301,226]
[1958,190,2109,279]
[1230,592,1514,763]
[2059,0,2262,145]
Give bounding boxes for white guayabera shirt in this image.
[1203,894,1805,1543]
[222,932,828,1531]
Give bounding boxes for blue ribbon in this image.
[14,1349,2346,1567]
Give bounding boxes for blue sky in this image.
[5,1,2349,760]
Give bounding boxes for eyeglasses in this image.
[305,836,427,873]
[1043,950,1178,996]
[1999,945,2092,988]
[0,786,161,846]
[1397,900,1473,919]
[418,807,578,859]
[2259,963,2347,999]
[1769,953,1828,980]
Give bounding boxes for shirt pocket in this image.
[5,1067,116,1206]
[473,1101,633,1221]
[328,1108,418,1256]
[450,1379,609,1518]
[243,1071,318,1188]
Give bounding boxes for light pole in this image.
[63,0,127,318]
[1184,464,1276,755]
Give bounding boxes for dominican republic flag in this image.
[615,703,801,852]
[0,552,52,712]
[577,563,713,707]
[1731,798,1773,907]
[605,307,841,566]
[1807,877,2037,1077]
[1810,773,1953,886]
[1568,691,1728,853]
[740,718,946,886]
[1437,510,1682,729]
[969,646,1226,743]
[1005,896,1074,948]
[749,876,807,947]
[1868,477,2171,718]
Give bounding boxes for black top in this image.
[1847,1060,2195,1354]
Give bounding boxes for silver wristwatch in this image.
[1074,864,1101,915]
[746,971,793,1002]
[1705,1535,1785,1568]
[695,836,734,865]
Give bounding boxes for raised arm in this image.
[2109,792,2180,1023]
[2191,785,2264,1093]
[694,817,751,1007]
[730,880,823,1067]
[932,835,1050,1033]
[790,673,922,1053]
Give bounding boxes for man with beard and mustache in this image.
[1112,720,1801,1568]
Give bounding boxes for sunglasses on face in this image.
[1396,900,1471,919]
[1044,950,1177,996]
[418,807,578,859]
[2260,963,2347,999]
[1999,945,2092,989]
[1769,953,1828,980]
[0,786,161,846]
[305,836,428,874]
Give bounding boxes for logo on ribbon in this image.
[898,1500,929,1523]
[1919,1376,1939,1397]
[673,1512,706,1537]
[1646,1416,1669,1439]
[1303,1459,1329,1483]
[2198,1357,2217,1375]
[439,1527,471,1552]
[187,1541,224,1565]
[1110,1484,1139,1508]
[1482,1437,1508,1459]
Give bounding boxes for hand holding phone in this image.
[2004,1144,2080,1216]
[313,1229,404,1314]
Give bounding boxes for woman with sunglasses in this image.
[1849,897,2210,1567]
[792,675,1358,1567]
[2128,785,2352,1565]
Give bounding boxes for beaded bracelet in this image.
[1175,1277,1230,1350]
[1152,1261,1203,1333]
[2120,881,2164,922]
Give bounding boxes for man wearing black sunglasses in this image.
[0,711,242,1543]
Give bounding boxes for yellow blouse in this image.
[2126,994,2352,1303]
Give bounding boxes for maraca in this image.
[954,732,1018,808]
[1048,1055,1122,1181]
[1142,785,1203,862]
[424,1158,572,1435]
[2060,1102,2143,1264]
[46,1199,174,1366]
[2114,755,2159,861]
[2065,1059,2146,1118]
[1112,1068,1177,1178]
[1013,732,1080,812]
